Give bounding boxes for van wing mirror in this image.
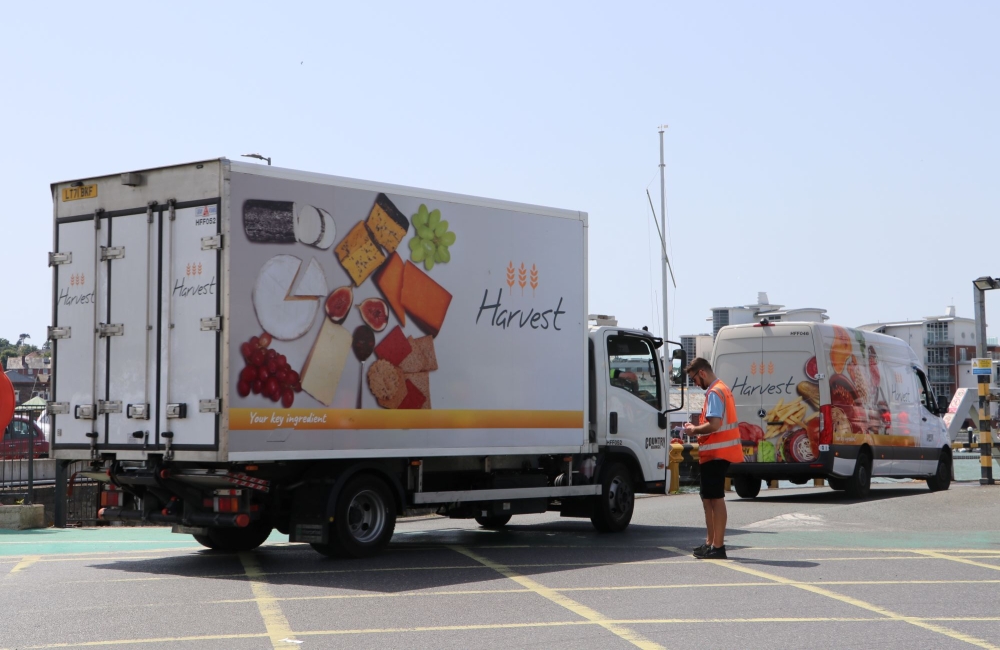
[670,349,687,385]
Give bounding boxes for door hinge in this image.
[48,326,71,340]
[127,403,150,420]
[200,316,223,331]
[48,252,72,266]
[47,402,69,415]
[97,323,124,337]
[165,403,187,419]
[201,234,223,250]
[98,400,122,414]
[75,404,96,420]
[100,246,125,261]
[199,399,221,414]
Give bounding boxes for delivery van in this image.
[711,321,951,499]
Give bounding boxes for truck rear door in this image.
[156,201,222,450]
[759,325,822,465]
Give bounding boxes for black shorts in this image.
[699,460,731,500]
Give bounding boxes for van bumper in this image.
[726,453,834,480]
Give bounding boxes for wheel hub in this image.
[346,489,385,544]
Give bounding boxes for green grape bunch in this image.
[408,204,456,271]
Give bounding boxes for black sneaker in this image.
[693,543,711,555]
[700,545,728,560]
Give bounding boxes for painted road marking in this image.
[662,546,1000,650]
[912,549,1000,572]
[450,544,665,650]
[238,551,299,649]
[4,555,39,576]
[7,617,1000,649]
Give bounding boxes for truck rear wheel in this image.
[926,451,952,492]
[326,474,397,558]
[733,476,761,499]
[195,521,273,552]
[474,513,512,529]
[590,462,633,532]
[844,452,871,499]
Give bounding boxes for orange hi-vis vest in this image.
[698,380,743,464]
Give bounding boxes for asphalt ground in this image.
[2,481,1000,650]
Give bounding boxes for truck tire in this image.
[329,474,397,558]
[844,451,871,499]
[734,476,761,499]
[828,477,847,491]
[590,462,634,532]
[926,451,952,492]
[196,521,273,552]
[474,513,512,529]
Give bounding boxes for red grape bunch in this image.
[236,333,301,407]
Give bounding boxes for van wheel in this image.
[591,462,634,532]
[844,452,872,499]
[926,452,952,492]
[828,478,847,491]
[197,522,273,552]
[474,514,512,529]
[734,476,761,499]
[330,474,397,558]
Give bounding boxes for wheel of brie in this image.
[252,254,326,341]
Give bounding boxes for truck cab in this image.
[589,322,684,492]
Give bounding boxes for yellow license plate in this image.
[62,185,98,202]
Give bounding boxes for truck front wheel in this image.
[318,474,397,559]
[590,462,634,532]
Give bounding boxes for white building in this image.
[859,306,993,405]
[709,292,828,338]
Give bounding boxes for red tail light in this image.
[819,404,833,446]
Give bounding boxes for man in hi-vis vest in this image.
[682,357,743,559]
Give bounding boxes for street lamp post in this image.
[972,276,997,485]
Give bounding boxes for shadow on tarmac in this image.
[86,522,819,590]
[733,486,929,505]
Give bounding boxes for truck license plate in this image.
[62,185,98,201]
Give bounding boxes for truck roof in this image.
[52,158,588,224]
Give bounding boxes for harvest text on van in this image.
[731,375,796,396]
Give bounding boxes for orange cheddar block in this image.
[401,261,452,337]
[334,221,385,286]
[375,252,405,326]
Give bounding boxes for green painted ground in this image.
[0,527,289,557]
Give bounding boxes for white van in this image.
[711,321,951,498]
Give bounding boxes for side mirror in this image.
[670,349,687,385]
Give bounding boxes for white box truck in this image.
[711,321,952,499]
[48,159,686,556]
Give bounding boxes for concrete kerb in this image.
[0,504,45,530]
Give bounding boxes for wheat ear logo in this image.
[518,263,527,295]
[530,264,538,296]
[751,362,757,375]
[767,362,774,375]
[506,261,515,295]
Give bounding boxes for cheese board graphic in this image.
[238,193,451,410]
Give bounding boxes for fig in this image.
[358,297,389,332]
[352,325,375,361]
[325,286,353,323]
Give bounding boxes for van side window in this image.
[607,335,661,409]
[914,369,936,414]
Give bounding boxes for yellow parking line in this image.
[5,555,40,576]
[237,552,299,649]
[912,550,1000,572]
[661,546,1000,650]
[450,545,665,650]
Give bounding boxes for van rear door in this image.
[758,325,823,465]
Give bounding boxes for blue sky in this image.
[1,1,998,349]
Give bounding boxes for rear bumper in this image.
[726,452,834,480]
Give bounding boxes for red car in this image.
[1,417,49,459]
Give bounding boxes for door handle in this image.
[610,412,618,435]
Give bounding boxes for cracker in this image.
[405,372,431,409]
[367,359,407,409]
[411,335,438,372]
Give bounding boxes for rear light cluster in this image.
[100,485,123,508]
[203,489,244,513]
